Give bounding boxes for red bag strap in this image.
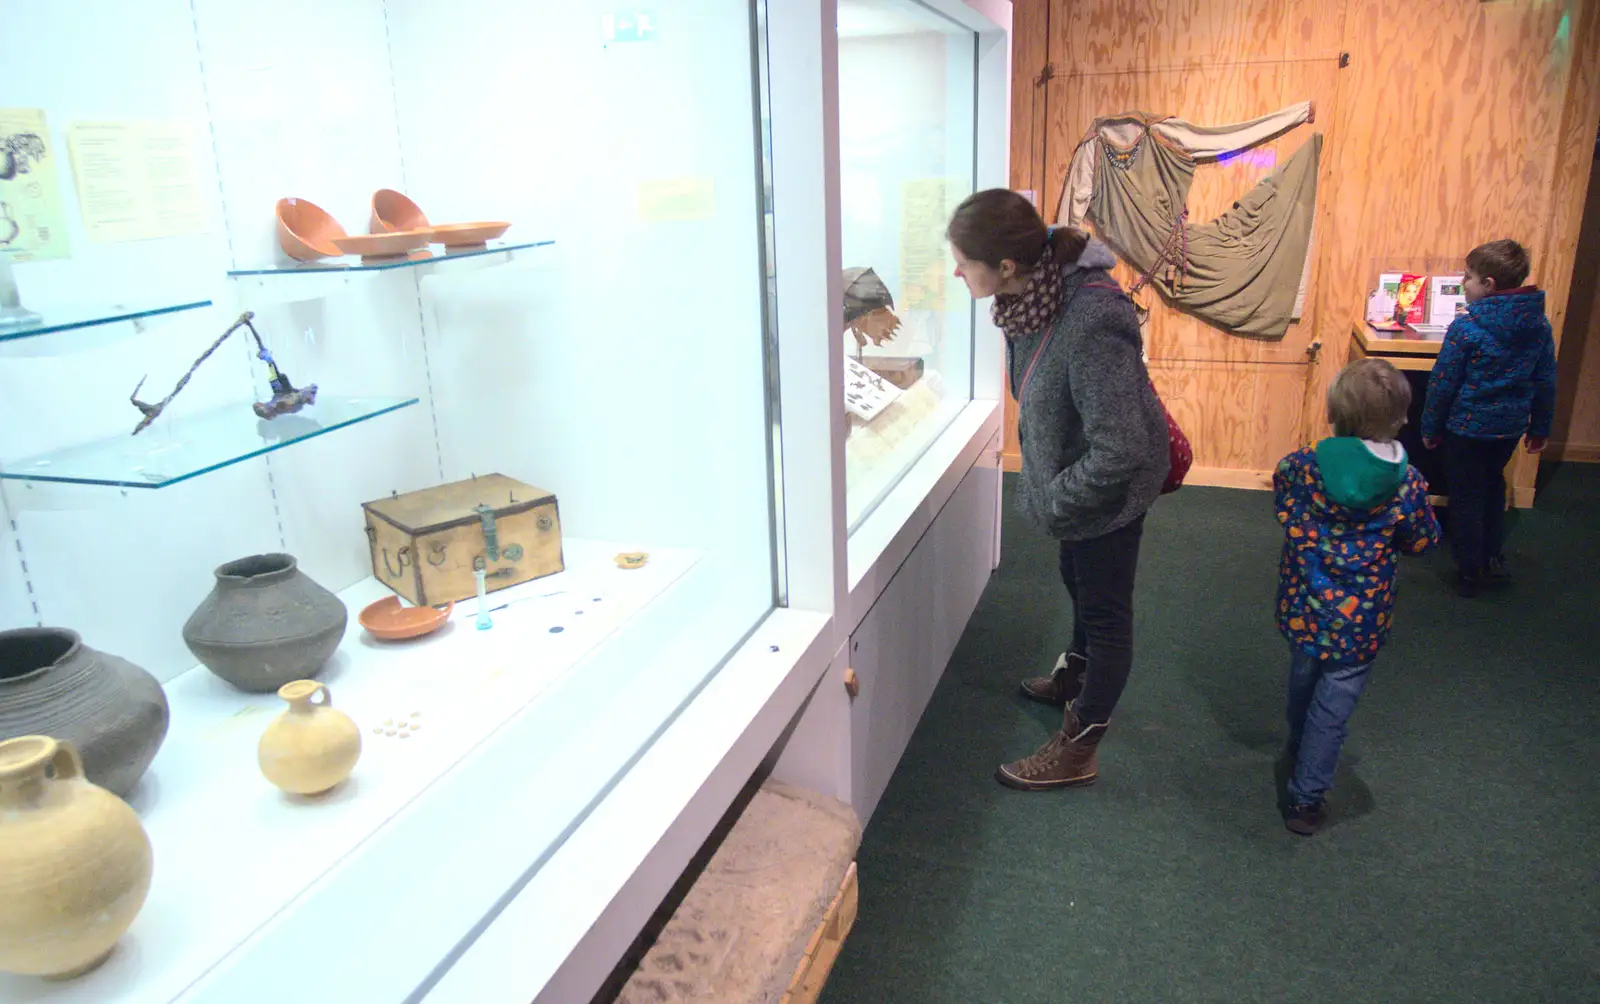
[1015,281,1129,402]
[1015,327,1055,401]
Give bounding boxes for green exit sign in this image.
[602,11,657,43]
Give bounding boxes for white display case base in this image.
[0,539,700,1004]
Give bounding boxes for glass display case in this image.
[836,0,980,531]
[0,1,783,1000]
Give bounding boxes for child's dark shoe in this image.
[1020,652,1087,707]
[1285,801,1327,836]
[1486,555,1512,583]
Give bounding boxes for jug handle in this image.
[51,739,86,781]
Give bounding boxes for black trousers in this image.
[1443,433,1519,575]
[1060,515,1145,726]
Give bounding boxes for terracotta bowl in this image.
[276,197,348,261]
[370,189,430,234]
[430,221,512,248]
[359,597,454,641]
[332,231,431,261]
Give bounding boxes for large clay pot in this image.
[258,680,361,795]
[0,735,153,980]
[183,553,348,693]
[0,628,169,798]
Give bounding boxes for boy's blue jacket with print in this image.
[1275,440,1441,665]
[1420,288,1556,440]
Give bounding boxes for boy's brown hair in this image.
[1466,239,1531,290]
[1328,358,1411,440]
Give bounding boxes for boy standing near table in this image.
[1420,239,1557,596]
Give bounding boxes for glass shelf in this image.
[0,299,214,342]
[0,395,418,489]
[227,239,554,276]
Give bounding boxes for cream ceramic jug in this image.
[0,735,153,980]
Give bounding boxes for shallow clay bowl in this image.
[276,197,348,261]
[370,188,430,234]
[332,230,431,261]
[359,596,454,641]
[431,221,511,248]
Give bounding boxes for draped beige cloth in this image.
[1056,103,1321,341]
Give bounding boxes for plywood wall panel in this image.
[1553,155,1600,459]
[1054,0,1345,74]
[1010,0,1050,199]
[1008,0,1600,494]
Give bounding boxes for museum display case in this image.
[836,0,981,532]
[0,1,792,1001]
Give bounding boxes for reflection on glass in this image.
[0,396,417,488]
[838,0,978,531]
[0,298,214,342]
[226,240,553,276]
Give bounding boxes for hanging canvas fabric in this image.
[1055,101,1321,341]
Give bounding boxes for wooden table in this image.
[1349,322,1444,371]
[1349,323,1451,505]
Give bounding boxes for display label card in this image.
[900,177,948,312]
[637,176,715,223]
[0,107,71,262]
[67,120,210,243]
[844,356,902,422]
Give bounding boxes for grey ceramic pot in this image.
[0,627,170,798]
[182,553,348,693]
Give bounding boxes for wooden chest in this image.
[362,474,563,606]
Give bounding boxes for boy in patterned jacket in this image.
[1274,359,1441,835]
[1420,239,1556,596]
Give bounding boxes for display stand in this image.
[0,257,41,330]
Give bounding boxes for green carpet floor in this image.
[822,465,1600,1004]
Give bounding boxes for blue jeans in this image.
[1286,646,1374,806]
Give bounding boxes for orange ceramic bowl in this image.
[276,197,348,261]
[332,231,431,260]
[370,188,430,234]
[359,596,454,641]
[430,221,511,248]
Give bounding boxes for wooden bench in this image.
[594,779,862,1004]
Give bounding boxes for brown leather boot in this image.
[994,710,1107,791]
[1019,652,1087,706]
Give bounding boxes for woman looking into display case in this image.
[946,189,1169,793]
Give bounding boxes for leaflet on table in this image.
[1427,274,1467,327]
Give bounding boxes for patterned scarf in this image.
[991,242,1065,340]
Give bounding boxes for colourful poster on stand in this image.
[0,107,71,262]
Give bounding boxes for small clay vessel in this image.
[0,627,168,798]
[275,197,347,260]
[370,188,430,234]
[429,221,511,248]
[615,551,649,570]
[0,735,153,980]
[359,596,454,641]
[258,680,361,795]
[183,553,348,693]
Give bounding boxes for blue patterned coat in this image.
[1274,448,1441,665]
[1421,288,1557,441]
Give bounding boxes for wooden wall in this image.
[1553,147,1600,462]
[1005,0,1600,506]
